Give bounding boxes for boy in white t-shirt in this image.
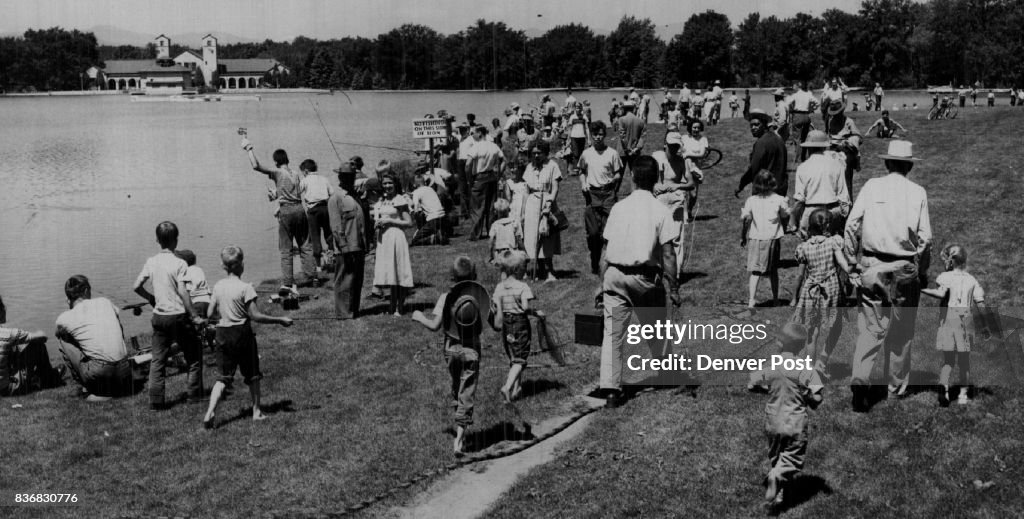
[203,245,292,429]
[133,221,204,409]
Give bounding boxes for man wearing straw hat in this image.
[736,109,788,197]
[787,130,850,238]
[823,99,862,196]
[845,139,931,412]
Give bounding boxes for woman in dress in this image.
[372,174,414,315]
[522,141,562,282]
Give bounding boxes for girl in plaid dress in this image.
[791,209,851,374]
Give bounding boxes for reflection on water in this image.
[0,90,937,343]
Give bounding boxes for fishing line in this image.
[331,140,421,153]
[308,98,344,164]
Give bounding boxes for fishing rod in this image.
[331,140,422,154]
[308,98,344,164]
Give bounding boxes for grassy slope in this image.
[0,136,604,517]
[3,107,1022,518]
[485,107,1024,518]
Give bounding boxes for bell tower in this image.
[154,34,171,60]
[202,34,218,87]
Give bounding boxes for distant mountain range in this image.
[88,25,258,46]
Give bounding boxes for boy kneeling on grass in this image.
[412,256,488,455]
[203,246,292,429]
[747,323,824,511]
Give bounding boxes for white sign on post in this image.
[412,118,450,139]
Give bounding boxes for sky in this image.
[0,0,864,43]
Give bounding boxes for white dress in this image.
[522,160,562,260]
[372,195,414,288]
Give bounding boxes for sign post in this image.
[412,118,450,183]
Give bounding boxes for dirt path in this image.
[387,396,604,519]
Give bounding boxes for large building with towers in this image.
[92,34,288,92]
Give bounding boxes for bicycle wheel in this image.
[694,148,724,169]
[948,105,958,119]
[927,106,939,120]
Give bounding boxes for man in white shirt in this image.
[678,83,692,116]
[563,89,577,111]
[873,83,884,112]
[599,156,682,407]
[410,172,449,246]
[56,275,134,399]
[577,120,624,275]
[820,78,846,124]
[298,159,335,277]
[466,125,506,240]
[787,81,819,156]
[456,123,475,220]
[787,131,850,236]
[844,140,931,411]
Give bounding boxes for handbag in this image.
[546,200,570,232]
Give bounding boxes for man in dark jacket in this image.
[736,109,789,197]
[328,165,367,319]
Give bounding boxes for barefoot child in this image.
[748,323,824,511]
[490,251,535,403]
[412,256,489,455]
[741,171,790,307]
[922,244,987,406]
[203,246,292,429]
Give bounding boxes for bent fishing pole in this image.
[308,98,344,164]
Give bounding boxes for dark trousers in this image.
[584,184,617,273]
[412,215,448,246]
[470,174,498,240]
[457,159,473,218]
[278,203,314,286]
[333,251,365,319]
[874,95,882,110]
[149,313,203,405]
[306,203,333,265]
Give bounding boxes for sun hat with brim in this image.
[510,102,520,110]
[520,113,534,121]
[800,130,830,148]
[623,101,636,108]
[878,140,922,162]
[827,100,846,115]
[748,109,771,124]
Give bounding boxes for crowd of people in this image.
[0,79,999,512]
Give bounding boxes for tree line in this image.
[2,0,1022,92]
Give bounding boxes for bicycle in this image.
[927,102,958,120]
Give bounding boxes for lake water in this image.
[0,89,945,341]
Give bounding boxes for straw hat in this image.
[748,108,771,124]
[827,99,846,115]
[878,140,922,162]
[510,102,520,110]
[800,130,830,148]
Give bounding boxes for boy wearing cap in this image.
[412,256,487,455]
[747,323,824,511]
